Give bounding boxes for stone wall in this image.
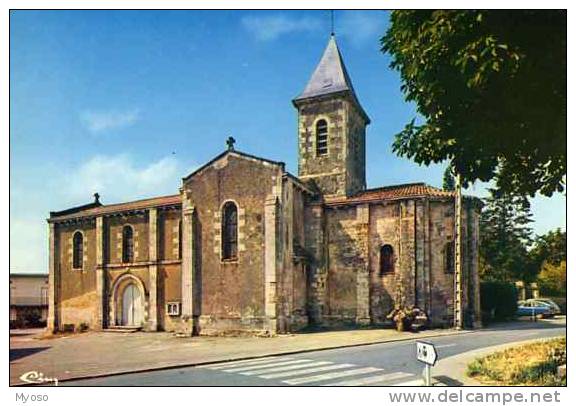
[291,185,308,328]
[344,101,367,196]
[158,262,182,332]
[303,202,327,325]
[181,153,283,335]
[296,94,367,197]
[158,209,181,261]
[57,220,98,328]
[313,197,481,328]
[106,213,149,264]
[277,179,309,332]
[51,203,184,332]
[368,202,401,323]
[324,206,361,325]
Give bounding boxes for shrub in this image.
[480,281,518,323]
[467,338,566,386]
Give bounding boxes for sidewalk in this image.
[10,326,470,386]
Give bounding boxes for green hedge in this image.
[480,281,518,323]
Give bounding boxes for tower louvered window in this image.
[316,119,328,156]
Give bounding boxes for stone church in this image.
[47,35,482,335]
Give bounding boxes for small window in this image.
[379,245,394,275]
[166,302,181,316]
[72,231,83,269]
[122,225,134,263]
[445,241,455,274]
[222,201,238,260]
[316,119,328,156]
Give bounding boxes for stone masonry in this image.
[46,34,481,335]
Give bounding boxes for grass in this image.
[467,337,566,386]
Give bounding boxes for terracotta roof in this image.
[49,194,181,222]
[324,183,455,206]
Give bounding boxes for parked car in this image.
[516,300,555,318]
[525,298,562,315]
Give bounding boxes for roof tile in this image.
[324,183,455,206]
[49,194,181,222]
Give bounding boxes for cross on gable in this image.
[226,136,236,151]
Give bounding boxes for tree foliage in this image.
[537,260,566,297]
[480,281,518,322]
[381,10,566,197]
[530,229,566,297]
[529,229,566,269]
[442,166,455,191]
[479,188,533,282]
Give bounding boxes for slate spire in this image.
[294,35,356,101]
[293,35,369,122]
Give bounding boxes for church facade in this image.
[47,36,482,335]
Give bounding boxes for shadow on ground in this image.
[434,375,465,386]
[10,347,50,362]
[483,318,566,332]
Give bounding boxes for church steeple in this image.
[293,35,370,197]
[294,35,369,123]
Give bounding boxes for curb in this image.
[13,328,474,386]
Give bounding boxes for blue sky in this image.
[10,10,566,273]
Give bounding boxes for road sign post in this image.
[423,364,431,386]
[416,341,438,386]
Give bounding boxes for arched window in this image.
[222,202,238,260]
[316,119,328,156]
[380,244,394,275]
[72,231,84,269]
[122,225,134,263]
[445,241,455,274]
[178,220,182,260]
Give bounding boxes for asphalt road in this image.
[63,320,565,387]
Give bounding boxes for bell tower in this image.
[293,35,370,197]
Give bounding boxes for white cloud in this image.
[80,108,140,133]
[241,14,321,41]
[64,154,187,203]
[10,153,197,274]
[338,11,387,47]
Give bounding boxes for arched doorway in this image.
[121,283,143,327]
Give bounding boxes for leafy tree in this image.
[381,10,566,197]
[537,260,566,297]
[443,166,455,191]
[479,188,534,282]
[529,229,566,270]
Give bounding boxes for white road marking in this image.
[240,361,333,376]
[393,379,424,386]
[435,344,457,349]
[205,356,291,370]
[283,367,382,385]
[259,363,354,379]
[322,372,414,386]
[223,359,311,373]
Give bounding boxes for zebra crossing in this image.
[200,356,423,386]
